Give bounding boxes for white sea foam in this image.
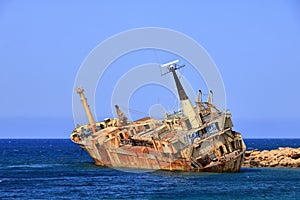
[4,163,63,169]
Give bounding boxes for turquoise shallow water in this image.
[0,139,299,199]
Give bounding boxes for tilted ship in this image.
[70,60,246,172]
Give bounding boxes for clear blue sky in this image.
[0,0,299,138]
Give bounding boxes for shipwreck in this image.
[71,60,246,172]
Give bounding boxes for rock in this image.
[245,151,252,157]
[260,160,269,167]
[243,147,300,168]
[249,160,259,167]
[269,160,279,167]
[291,153,300,160]
[261,150,269,154]
[250,151,260,157]
[279,159,288,167]
[277,156,284,162]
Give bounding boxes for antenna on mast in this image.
[160,59,185,76]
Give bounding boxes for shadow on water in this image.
[152,169,218,177]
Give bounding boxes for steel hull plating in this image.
[79,138,245,173]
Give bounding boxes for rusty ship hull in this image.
[71,60,246,172]
[79,137,245,172]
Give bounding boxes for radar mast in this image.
[161,60,202,129]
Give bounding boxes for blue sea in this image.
[0,139,299,200]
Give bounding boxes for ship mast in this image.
[76,87,96,133]
[115,105,128,126]
[161,60,202,129]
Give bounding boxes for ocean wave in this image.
[1,163,66,169]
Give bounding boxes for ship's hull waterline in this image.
[89,149,245,172]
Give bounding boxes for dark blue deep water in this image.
[0,139,299,199]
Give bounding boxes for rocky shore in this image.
[243,147,300,168]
